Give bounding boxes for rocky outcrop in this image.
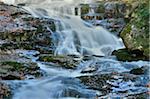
[0,61,43,80]
[114,0,149,61]
[0,4,56,53]
[81,1,128,35]
[38,54,81,69]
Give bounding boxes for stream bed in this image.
[3,50,149,99]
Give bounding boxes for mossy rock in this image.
[119,0,149,60]
[130,65,149,75]
[0,4,55,52]
[0,61,43,80]
[38,55,80,69]
[112,49,148,61]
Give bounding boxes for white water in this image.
[8,50,149,99]
[4,1,148,98]
[2,0,124,56]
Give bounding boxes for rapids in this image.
[1,0,149,99]
[2,0,124,56]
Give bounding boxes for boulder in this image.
[130,65,149,75]
[0,61,43,80]
[115,0,149,61]
[0,4,56,51]
[112,49,148,61]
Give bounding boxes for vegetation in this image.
[80,4,89,15]
[118,0,150,60]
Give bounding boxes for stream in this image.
[1,0,150,99]
[2,50,148,99]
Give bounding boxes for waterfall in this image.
[2,0,124,56]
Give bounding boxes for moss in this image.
[36,25,44,33]
[39,55,79,69]
[130,67,144,75]
[119,0,149,60]
[1,61,23,71]
[80,4,90,15]
[120,23,131,37]
[0,61,43,80]
[143,48,150,59]
[95,3,105,13]
[112,49,148,61]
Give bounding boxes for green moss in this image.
[49,22,56,32]
[119,0,149,60]
[80,4,90,15]
[0,61,43,80]
[120,23,132,37]
[113,49,148,61]
[1,61,23,70]
[39,55,79,69]
[95,3,105,13]
[143,48,150,58]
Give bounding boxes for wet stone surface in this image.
[38,54,81,69]
[0,61,43,80]
[0,4,56,52]
[0,82,11,99]
[77,72,149,98]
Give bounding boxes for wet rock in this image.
[130,66,149,75]
[0,51,30,63]
[77,73,141,96]
[81,65,97,73]
[62,88,87,98]
[0,82,11,99]
[118,0,149,61]
[104,2,126,18]
[17,3,26,6]
[38,55,81,69]
[77,74,112,94]
[112,49,148,61]
[0,61,43,80]
[0,4,56,52]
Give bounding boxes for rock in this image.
[77,74,112,94]
[112,49,148,61]
[77,73,140,96]
[0,4,56,52]
[127,93,149,99]
[118,0,149,61]
[0,82,11,99]
[0,61,43,80]
[81,65,97,73]
[130,66,149,75]
[62,88,87,98]
[104,1,126,18]
[38,54,81,69]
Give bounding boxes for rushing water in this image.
[3,0,124,56]
[8,50,148,99]
[2,0,150,99]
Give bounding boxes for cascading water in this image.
[1,0,149,99]
[2,0,124,56]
